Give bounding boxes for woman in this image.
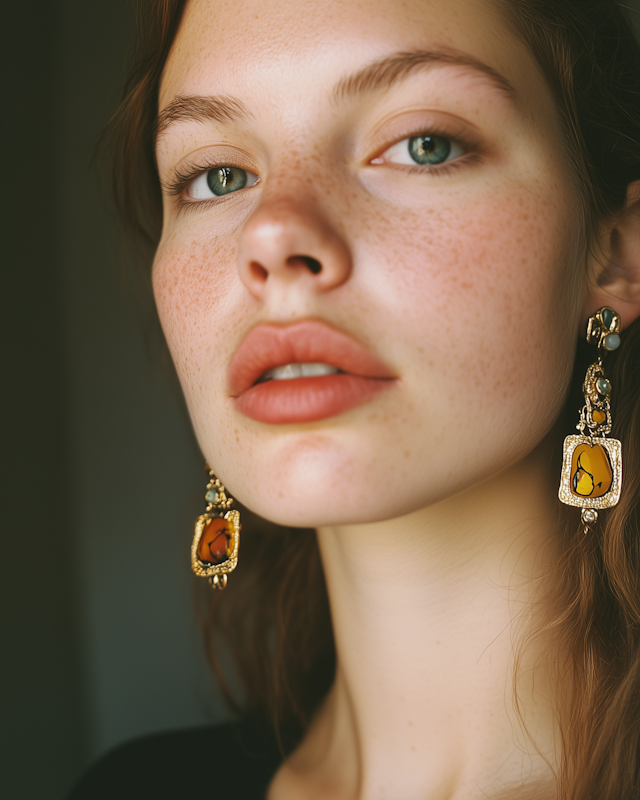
[70,0,640,797]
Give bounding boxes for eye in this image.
[381,134,465,167]
[188,166,259,199]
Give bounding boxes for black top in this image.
[66,719,283,800]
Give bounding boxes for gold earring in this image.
[558,307,623,532]
[191,466,241,590]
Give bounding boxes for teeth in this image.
[261,362,340,381]
[301,363,339,377]
[265,363,302,380]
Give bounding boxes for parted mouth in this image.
[256,362,342,383]
[228,319,396,397]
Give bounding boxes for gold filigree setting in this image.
[191,467,241,590]
[191,509,240,578]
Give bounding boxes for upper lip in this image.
[228,319,396,397]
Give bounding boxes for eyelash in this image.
[392,152,477,179]
[163,162,238,199]
[164,130,475,210]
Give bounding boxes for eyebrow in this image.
[156,49,516,143]
[332,49,516,105]
[156,95,250,142]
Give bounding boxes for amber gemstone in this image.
[197,517,231,564]
[571,443,613,499]
[592,409,607,424]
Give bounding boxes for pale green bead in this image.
[604,333,620,351]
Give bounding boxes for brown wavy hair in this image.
[108,1,640,796]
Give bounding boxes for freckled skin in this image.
[154,0,583,526]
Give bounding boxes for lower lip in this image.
[234,374,394,424]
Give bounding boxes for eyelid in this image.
[362,105,484,161]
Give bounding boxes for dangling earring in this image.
[558,307,623,532]
[191,465,241,590]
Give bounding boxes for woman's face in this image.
[154,0,585,526]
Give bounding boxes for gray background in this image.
[2,2,640,799]
[3,4,224,800]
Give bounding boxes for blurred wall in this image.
[56,0,224,762]
[3,3,226,800]
[3,5,87,800]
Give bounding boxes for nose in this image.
[237,194,352,300]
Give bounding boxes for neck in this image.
[270,442,562,800]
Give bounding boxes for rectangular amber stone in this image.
[558,435,622,509]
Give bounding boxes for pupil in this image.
[207,166,247,196]
[408,135,451,165]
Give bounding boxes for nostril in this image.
[288,255,322,274]
[249,261,269,281]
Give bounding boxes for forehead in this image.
[159,0,544,113]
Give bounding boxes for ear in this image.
[584,180,640,331]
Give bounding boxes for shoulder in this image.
[66,719,282,800]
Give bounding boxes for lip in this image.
[229,319,397,424]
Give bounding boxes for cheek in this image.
[358,182,582,443]
[152,226,241,415]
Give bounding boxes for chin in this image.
[222,449,452,530]
[210,430,403,527]
[240,493,406,529]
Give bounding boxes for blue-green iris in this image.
[408,135,451,165]
[206,167,248,196]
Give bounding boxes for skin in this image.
[154,0,640,797]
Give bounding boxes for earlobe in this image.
[584,180,640,330]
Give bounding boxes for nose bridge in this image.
[244,191,327,256]
[236,161,352,296]
[245,149,335,248]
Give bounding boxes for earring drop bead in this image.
[604,333,621,351]
[582,508,598,525]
